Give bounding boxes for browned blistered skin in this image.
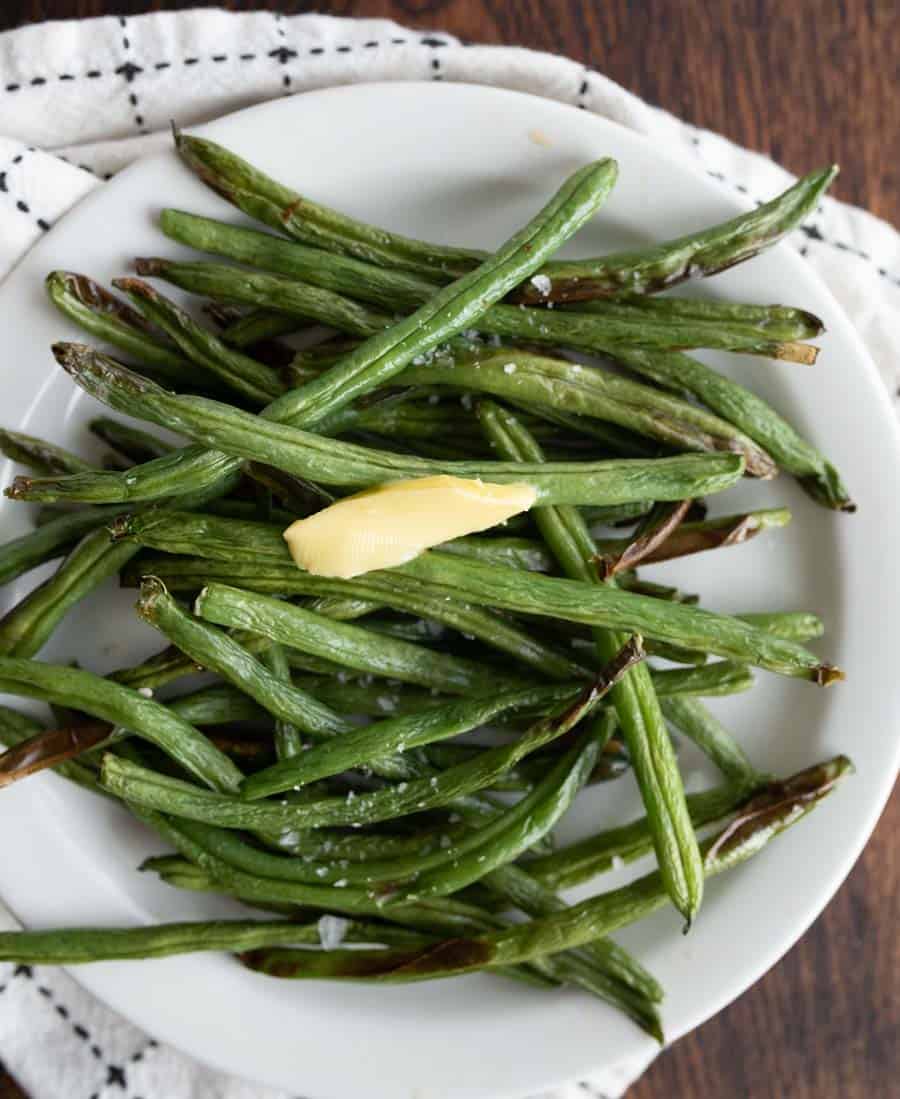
[596,499,693,579]
[0,721,109,788]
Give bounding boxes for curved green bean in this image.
[478,400,703,923]
[45,271,188,380]
[89,417,172,466]
[0,919,434,964]
[192,582,523,696]
[0,527,140,658]
[0,506,113,587]
[395,350,775,474]
[136,578,353,740]
[614,347,853,511]
[176,134,834,299]
[0,658,242,792]
[0,427,92,477]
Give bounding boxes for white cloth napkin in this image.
[0,10,898,1099]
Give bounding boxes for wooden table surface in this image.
[0,4,898,1099]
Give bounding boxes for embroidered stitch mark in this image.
[117,17,147,133]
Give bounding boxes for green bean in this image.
[166,683,267,726]
[613,347,853,511]
[342,613,449,641]
[479,306,819,364]
[98,729,537,832]
[661,697,763,788]
[616,609,822,668]
[398,553,840,683]
[115,278,285,405]
[479,400,703,924]
[0,427,92,476]
[498,399,658,460]
[46,271,187,378]
[482,862,662,1004]
[0,474,238,656]
[0,918,431,965]
[241,755,852,982]
[574,294,824,338]
[592,507,791,567]
[47,347,745,505]
[395,350,775,475]
[176,135,834,298]
[89,417,171,465]
[0,505,114,587]
[294,660,752,721]
[303,596,386,622]
[193,583,524,696]
[175,132,489,277]
[222,309,305,348]
[14,156,616,507]
[526,785,742,890]
[109,642,206,690]
[136,578,354,740]
[0,527,140,658]
[440,535,555,572]
[587,500,655,526]
[519,167,839,301]
[121,544,836,683]
[261,642,305,760]
[738,610,824,641]
[202,498,295,525]
[427,739,631,792]
[136,805,508,933]
[0,659,242,792]
[393,731,600,903]
[240,680,576,799]
[649,661,753,697]
[292,677,450,719]
[161,209,446,306]
[240,640,639,799]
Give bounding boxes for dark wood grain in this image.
[0,4,897,1099]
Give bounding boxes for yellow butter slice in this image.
[283,475,536,579]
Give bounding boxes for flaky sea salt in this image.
[317,914,351,949]
[137,687,154,698]
[503,362,517,375]
[530,273,552,297]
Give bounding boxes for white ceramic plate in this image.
[1,83,898,1099]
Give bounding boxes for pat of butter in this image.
[283,475,536,579]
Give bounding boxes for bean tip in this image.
[5,476,33,500]
[813,663,844,687]
[111,275,156,300]
[135,575,169,619]
[133,257,166,278]
[776,341,818,365]
[52,340,94,375]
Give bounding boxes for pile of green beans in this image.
[0,131,854,1042]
